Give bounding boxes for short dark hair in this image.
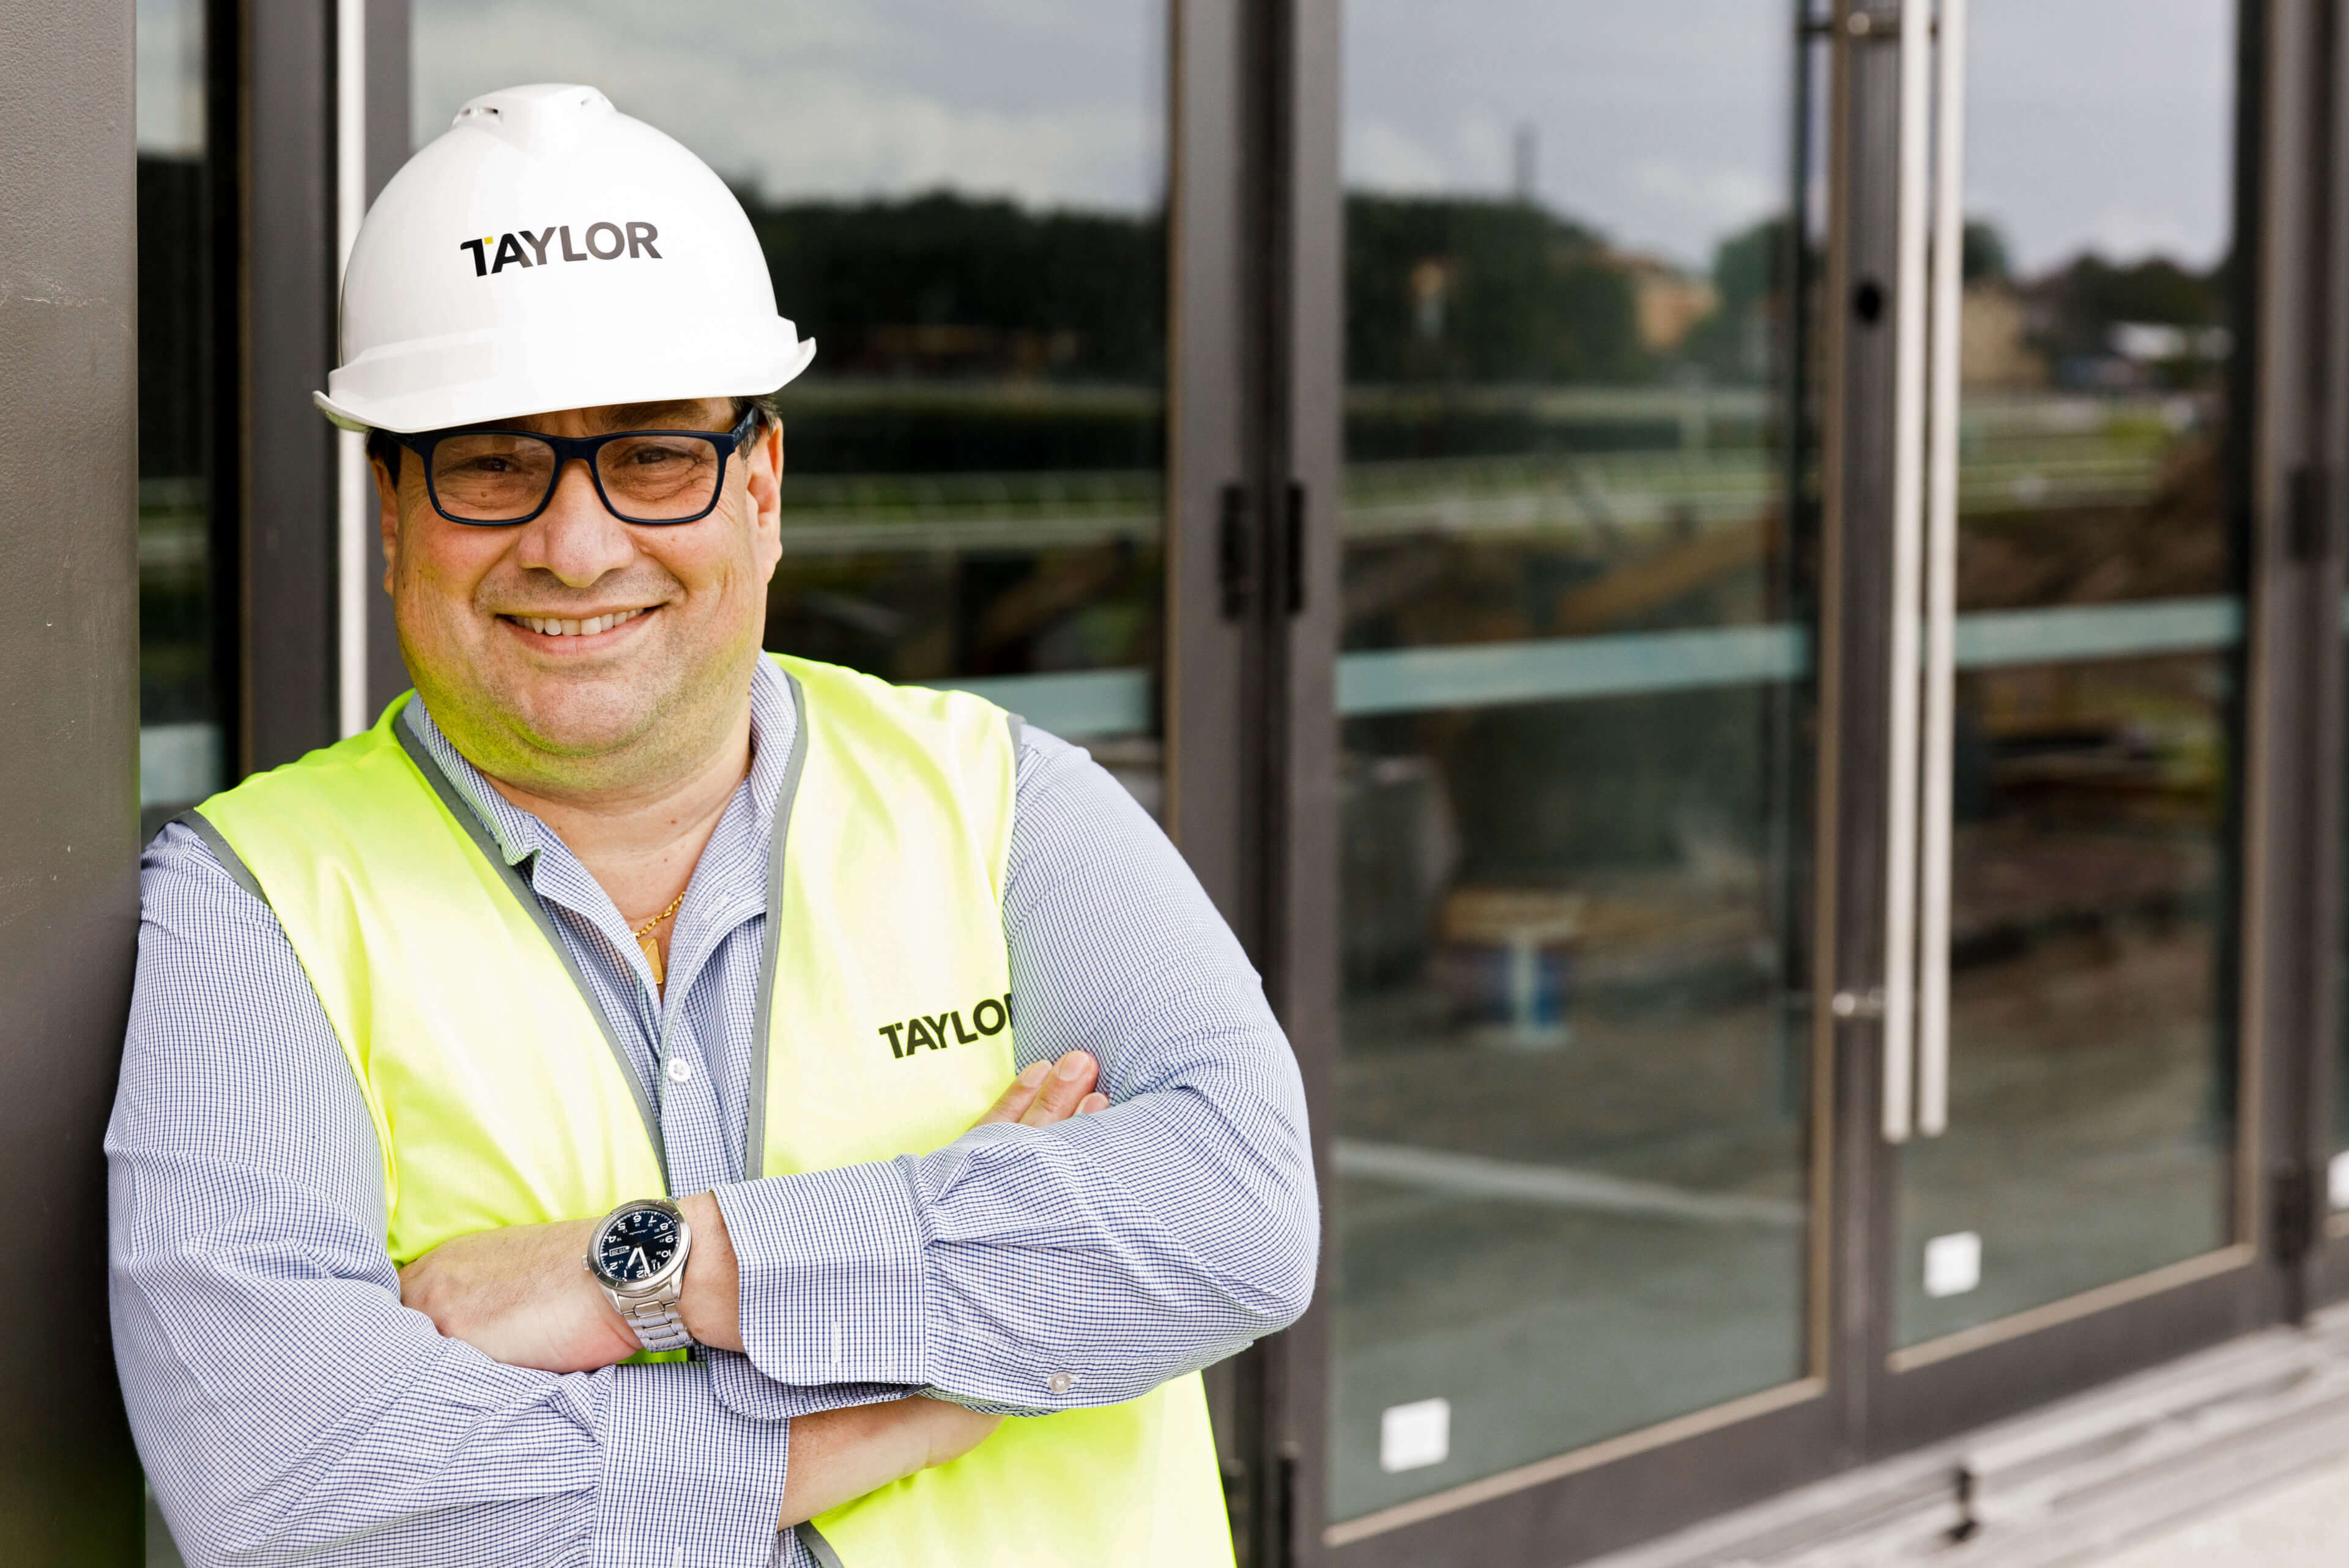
[363,391,783,481]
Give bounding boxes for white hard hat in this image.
[314,83,815,434]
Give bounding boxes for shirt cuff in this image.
[714,1157,929,1389]
[593,1361,790,1568]
[705,1348,914,1424]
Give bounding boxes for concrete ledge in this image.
[1581,1306,2349,1567]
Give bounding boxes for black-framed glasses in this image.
[387,405,764,527]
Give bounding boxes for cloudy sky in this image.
[1345,0,2237,275]
[410,0,1166,212]
[136,0,203,155]
[122,0,2235,283]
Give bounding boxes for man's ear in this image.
[746,417,785,585]
[371,451,402,594]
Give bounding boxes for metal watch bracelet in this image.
[613,1295,694,1353]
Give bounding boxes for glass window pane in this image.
[137,8,218,1561]
[1894,0,2241,1349]
[1331,1,1820,1521]
[137,0,221,838]
[411,0,1170,808]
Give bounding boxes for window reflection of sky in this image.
[409,0,1164,212]
[136,0,203,156]
[1344,0,2232,275]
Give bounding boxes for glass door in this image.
[1876,0,2260,1407]
[1299,0,2290,1558]
[1318,1,1836,1556]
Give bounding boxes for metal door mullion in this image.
[1819,0,1910,1453]
[2285,0,2349,1307]
[1248,0,1345,1555]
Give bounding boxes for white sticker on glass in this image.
[1379,1397,1450,1473]
[2329,1152,2349,1212]
[1923,1230,1982,1298]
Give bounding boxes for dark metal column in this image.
[239,0,339,771]
[0,0,146,1556]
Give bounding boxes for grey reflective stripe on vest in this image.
[390,716,675,1191]
[796,1523,848,1568]
[177,810,269,908]
[743,668,810,1182]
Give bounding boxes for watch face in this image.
[596,1205,681,1284]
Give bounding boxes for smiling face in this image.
[376,397,785,802]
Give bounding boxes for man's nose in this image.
[514,456,633,587]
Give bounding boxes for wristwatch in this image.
[583,1197,696,1353]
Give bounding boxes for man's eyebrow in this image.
[592,399,726,431]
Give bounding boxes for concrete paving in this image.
[2087,1452,2349,1568]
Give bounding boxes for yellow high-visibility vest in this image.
[192,652,1233,1568]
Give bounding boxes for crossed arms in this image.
[111,738,1316,1566]
[397,1054,1113,1529]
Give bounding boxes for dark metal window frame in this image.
[1230,1,2343,1566]
[168,0,2349,1560]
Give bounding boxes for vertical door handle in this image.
[1882,0,1934,1144]
[1917,0,1967,1137]
[1880,0,1966,1144]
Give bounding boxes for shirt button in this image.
[1047,1372,1075,1395]
[665,1057,692,1085]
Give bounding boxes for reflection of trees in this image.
[1346,195,1646,385]
[741,190,1165,385]
[1961,218,2231,393]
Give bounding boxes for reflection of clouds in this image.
[1343,0,1786,265]
[137,0,204,155]
[412,0,1163,211]
[1628,159,1775,240]
[1450,113,1512,193]
[1341,0,2234,275]
[2073,207,2210,269]
[1347,121,1450,194]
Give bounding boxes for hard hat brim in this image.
[313,330,817,435]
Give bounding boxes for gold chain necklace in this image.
[631,889,688,988]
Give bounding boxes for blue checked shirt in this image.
[108,657,1318,1567]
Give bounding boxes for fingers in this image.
[973,1059,1052,1127]
[974,1054,1111,1132]
[1017,1050,1099,1127]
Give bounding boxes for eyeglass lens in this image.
[429,432,727,522]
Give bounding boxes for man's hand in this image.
[974,1049,1111,1127]
[397,1213,632,1374]
[399,1051,1106,1372]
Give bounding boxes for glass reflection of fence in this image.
[890,385,2217,738]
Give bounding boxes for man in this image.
[109,83,1316,1567]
